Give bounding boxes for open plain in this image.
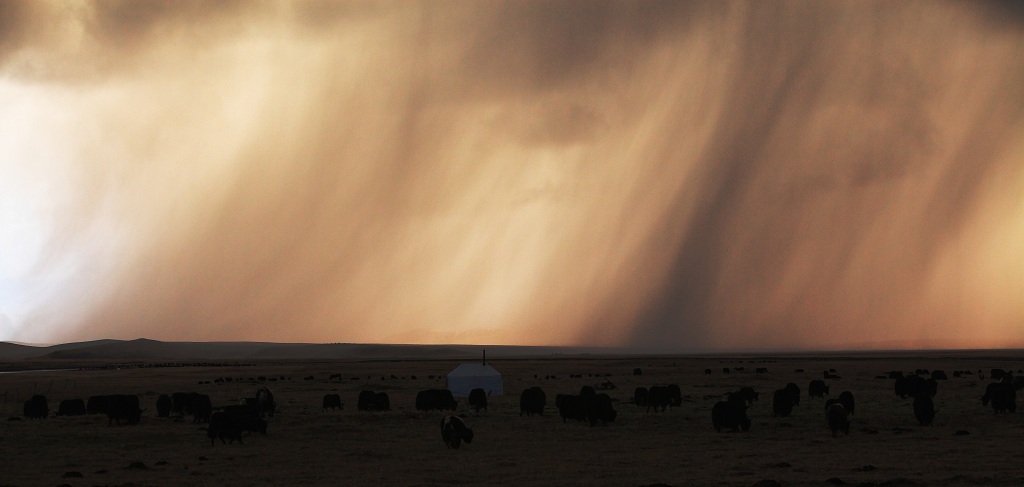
[1,347,1023,487]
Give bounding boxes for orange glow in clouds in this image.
[0,1,1022,350]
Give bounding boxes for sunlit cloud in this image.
[1,1,1022,349]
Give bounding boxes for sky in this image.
[0,1,1022,350]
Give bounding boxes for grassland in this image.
[1,351,1023,486]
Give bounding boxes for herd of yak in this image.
[13,366,1023,449]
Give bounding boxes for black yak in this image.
[156,394,171,418]
[256,387,276,418]
[23,395,48,419]
[440,415,473,449]
[808,380,829,398]
[416,389,457,412]
[838,391,855,415]
[826,403,850,437]
[982,382,1016,414]
[322,394,343,412]
[556,394,586,423]
[519,387,545,416]
[105,395,142,426]
[585,393,617,426]
[208,411,245,446]
[468,388,487,413]
[772,389,793,417]
[712,400,750,432]
[634,387,649,408]
[914,395,936,425]
[57,398,86,417]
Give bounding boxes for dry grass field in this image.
[2,351,1023,487]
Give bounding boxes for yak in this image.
[712,400,750,432]
[322,394,343,412]
[555,394,586,423]
[222,404,268,435]
[373,392,390,411]
[416,389,457,412]
[105,394,142,426]
[647,386,671,412]
[87,395,110,415]
[634,387,649,408]
[838,391,855,415]
[207,411,245,446]
[914,395,936,425]
[772,389,793,417]
[785,383,801,407]
[440,415,474,449]
[808,380,830,398]
[585,393,617,426]
[156,394,172,418]
[23,395,48,419]
[826,403,850,437]
[519,387,546,416]
[189,393,213,423]
[468,388,487,413]
[256,387,276,418]
[982,382,1016,414]
[57,398,86,417]
[358,390,375,411]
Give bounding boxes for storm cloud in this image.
[1,1,1022,350]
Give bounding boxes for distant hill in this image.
[0,338,619,363]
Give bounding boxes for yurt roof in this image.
[447,363,501,376]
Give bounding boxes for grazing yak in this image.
[838,391,855,415]
[731,386,758,406]
[222,404,268,434]
[440,415,474,449]
[256,387,276,418]
[647,386,671,412]
[156,394,171,418]
[208,411,245,446]
[168,392,212,422]
[826,403,850,437]
[23,395,48,419]
[416,389,458,412]
[991,368,1008,381]
[556,394,586,423]
[808,380,829,398]
[667,384,683,407]
[785,383,801,407]
[57,399,86,417]
[322,394,343,412]
[982,382,1016,414]
[373,392,390,411]
[105,395,143,426]
[358,390,375,411]
[519,387,546,416]
[634,387,649,408]
[772,389,793,417]
[585,393,617,426]
[914,395,936,425]
[170,392,191,416]
[190,393,213,423]
[712,400,750,432]
[87,395,110,415]
[896,376,933,399]
[468,388,487,413]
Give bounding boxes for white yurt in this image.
[446,352,503,398]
